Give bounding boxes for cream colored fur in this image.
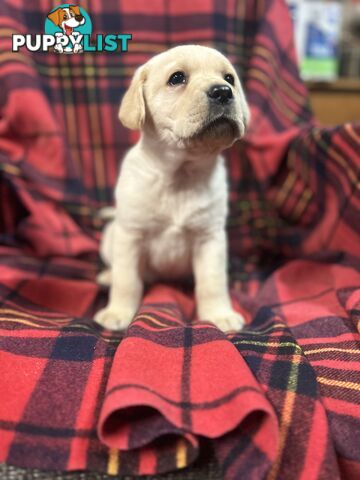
[94,45,250,332]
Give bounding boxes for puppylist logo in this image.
[12,4,132,54]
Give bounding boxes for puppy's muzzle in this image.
[207,84,233,105]
[75,14,84,22]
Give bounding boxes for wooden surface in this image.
[307,79,360,126]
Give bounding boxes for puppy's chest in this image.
[142,188,216,277]
[145,187,216,235]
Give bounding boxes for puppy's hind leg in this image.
[96,269,112,286]
[96,218,115,287]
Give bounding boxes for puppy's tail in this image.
[97,206,116,221]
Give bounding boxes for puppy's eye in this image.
[63,14,68,19]
[224,74,235,86]
[168,71,186,86]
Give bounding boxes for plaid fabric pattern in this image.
[0,0,359,479]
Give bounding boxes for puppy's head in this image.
[119,45,250,151]
[48,6,85,33]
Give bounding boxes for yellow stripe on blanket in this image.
[107,447,120,475]
[176,438,187,469]
[317,377,360,391]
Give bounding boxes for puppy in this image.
[95,45,250,332]
[47,6,85,53]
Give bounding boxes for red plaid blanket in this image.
[0,0,359,479]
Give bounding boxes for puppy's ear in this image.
[47,8,61,26]
[119,66,147,130]
[69,6,81,16]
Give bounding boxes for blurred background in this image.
[286,0,360,125]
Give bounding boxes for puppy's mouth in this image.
[65,25,73,35]
[192,115,240,141]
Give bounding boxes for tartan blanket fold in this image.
[97,286,279,475]
[0,0,359,478]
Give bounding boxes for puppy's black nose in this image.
[75,14,83,22]
[207,84,233,104]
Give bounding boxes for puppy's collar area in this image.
[137,134,221,179]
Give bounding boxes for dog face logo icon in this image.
[45,4,91,54]
[12,4,132,54]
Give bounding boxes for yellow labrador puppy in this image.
[95,45,250,332]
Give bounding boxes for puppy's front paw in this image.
[94,306,135,331]
[203,309,245,332]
